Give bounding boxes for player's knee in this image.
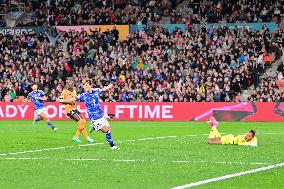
[102,126,110,133]
[78,126,85,131]
[78,119,86,125]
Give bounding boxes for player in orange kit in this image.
[59,77,94,143]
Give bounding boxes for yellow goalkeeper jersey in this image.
[234,134,257,146]
[221,134,257,146]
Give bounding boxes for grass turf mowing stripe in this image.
[0,135,181,156]
[170,162,284,189]
[0,157,273,166]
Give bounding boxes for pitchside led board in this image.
[1,102,284,121]
[129,22,277,33]
[56,25,129,41]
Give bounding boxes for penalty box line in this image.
[170,162,284,189]
[0,134,206,156]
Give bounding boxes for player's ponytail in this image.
[250,130,256,137]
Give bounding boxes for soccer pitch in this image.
[0,121,283,189]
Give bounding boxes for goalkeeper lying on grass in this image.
[207,117,257,146]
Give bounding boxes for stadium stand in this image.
[170,0,283,24]
[0,0,284,102]
[1,0,182,26]
[0,23,283,102]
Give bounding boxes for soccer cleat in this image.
[73,137,82,143]
[111,146,119,150]
[53,128,58,131]
[207,117,219,127]
[87,137,94,143]
[33,118,40,126]
[89,125,95,133]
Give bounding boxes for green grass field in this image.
[0,121,283,189]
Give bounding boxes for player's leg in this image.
[207,125,222,144]
[39,110,57,131]
[101,126,118,150]
[69,110,94,143]
[208,135,235,145]
[68,111,82,142]
[207,117,222,144]
[99,118,118,149]
[208,137,222,144]
[91,117,118,149]
[220,134,234,145]
[78,119,94,142]
[33,114,42,125]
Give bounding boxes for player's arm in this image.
[248,138,258,146]
[21,92,34,106]
[59,97,76,103]
[35,90,47,101]
[238,139,258,146]
[248,141,258,146]
[238,142,257,146]
[102,83,113,91]
[21,96,30,106]
[35,96,47,101]
[59,100,74,105]
[58,91,75,105]
[59,91,81,104]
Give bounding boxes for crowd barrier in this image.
[0,22,276,37]
[1,102,284,121]
[0,26,45,35]
[56,25,129,41]
[129,22,277,33]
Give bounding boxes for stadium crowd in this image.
[171,0,283,24]
[0,0,181,26]
[1,0,283,27]
[0,23,283,102]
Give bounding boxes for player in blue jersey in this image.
[25,84,57,131]
[61,79,118,150]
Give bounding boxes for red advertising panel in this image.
[0,102,284,121]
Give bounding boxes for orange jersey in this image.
[60,88,77,113]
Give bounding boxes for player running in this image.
[207,117,257,146]
[59,77,94,143]
[60,79,119,150]
[25,84,57,131]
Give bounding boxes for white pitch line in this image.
[0,157,274,166]
[172,160,270,165]
[200,133,226,136]
[1,157,48,160]
[143,137,155,140]
[125,139,135,142]
[170,162,284,189]
[0,135,181,156]
[66,158,101,161]
[0,133,240,157]
[258,133,284,135]
[113,159,136,162]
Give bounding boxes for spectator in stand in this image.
[0,22,283,102]
[1,0,180,26]
[169,0,283,24]
[4,91,12,102]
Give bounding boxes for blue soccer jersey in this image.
[77,88,104,120]
[28,90,45,110]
